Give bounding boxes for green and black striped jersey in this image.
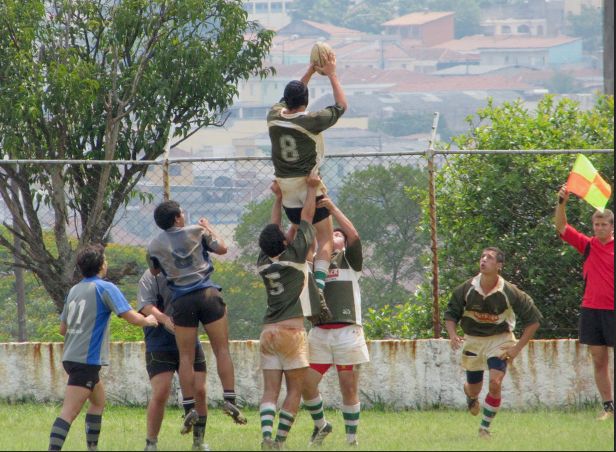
[268,101,345,178]
[257,221,322,324]
[319,240,363,325]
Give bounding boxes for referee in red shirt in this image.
[555,184,614,420]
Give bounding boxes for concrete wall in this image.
[0,340,611,409]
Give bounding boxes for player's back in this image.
[257,221,320,323]
[268,102,345,178]
[61,277,131,365]
[148,225,215,291]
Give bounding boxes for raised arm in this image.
[318,54,348,111]
[270,180,283,226]
[300,64,316,86]
[300,171,321,224]
[198,218,228,255]
[317,195,359,245]
[554,184,569,235]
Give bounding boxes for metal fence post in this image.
[11,164,27,342]
[427,113,441,339]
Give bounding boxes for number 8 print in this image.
[280,135,299,162]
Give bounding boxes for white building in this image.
[243,0,294,30]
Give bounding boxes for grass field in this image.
[0,403,613,451]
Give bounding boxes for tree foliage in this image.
[0,0,274,311]
[431,95,614,338]
[338,164,430,307]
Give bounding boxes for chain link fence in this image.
[0,149,613,341]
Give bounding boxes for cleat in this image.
[464,384,480,416]
[192,443,211,451]
[223,400,248,425]
[347,439,359,447]
[597,410,614,421]
[261,438,278,450]
[181,409,199,435]
[478,428,491,438]
[144,441,157,451]
[308,422,333,447]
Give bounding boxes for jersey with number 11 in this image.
[267,101,345,178]
[60,277,132,366]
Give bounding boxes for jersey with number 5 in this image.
[257,221,321,323]
[268,101,345,178]
[60,277,132,365]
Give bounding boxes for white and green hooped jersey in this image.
[320,239,364,325]
[268,101,345,179]
[257,221,322,324]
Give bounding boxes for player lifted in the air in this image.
[267,49,348,300]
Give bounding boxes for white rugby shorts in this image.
[308,324,370,366]
[276,177,327,209]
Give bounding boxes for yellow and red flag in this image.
[567,154,612,212]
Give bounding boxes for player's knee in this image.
[488,376,504,392]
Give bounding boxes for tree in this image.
[234,195,291,265]
[567,4,603,52]
[429,95,614,338]
[338,164,430,300]
[0,0,274,312]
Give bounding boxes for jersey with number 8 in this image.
[257,221,322,323]
[268,101,345,178]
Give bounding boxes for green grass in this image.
[0,403,613,450]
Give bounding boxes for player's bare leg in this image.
[204,308,246,425]
[175,326,199,434]
[313,216,334,320]
[478,368,506,437]
[146,371,173,450]
[590,345,614,420]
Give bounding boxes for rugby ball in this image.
[310,42,334,75]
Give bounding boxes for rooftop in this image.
[383,11,454,27]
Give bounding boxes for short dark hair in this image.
[283,80,309,109]
[259,224,287,258]
[483,247,505,265]
[77,243,106,278]
[154,200,182,230]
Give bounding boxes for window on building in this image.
[255,2,268,12]
[270,2,282,12]
[517,24,530,34]
[501,25,511,34]
[537,25,544,36]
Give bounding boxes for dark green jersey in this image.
[257,221,321,324]
[268,101,345,178]
[319,239,363,325]
[444,275,543,337]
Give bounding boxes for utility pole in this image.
[604,0,614,94]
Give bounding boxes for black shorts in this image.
[63,361,101,390]
[284,195,331,225]
[173,287,226,328]
[146,347,207,379]
[579,307,614,347]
